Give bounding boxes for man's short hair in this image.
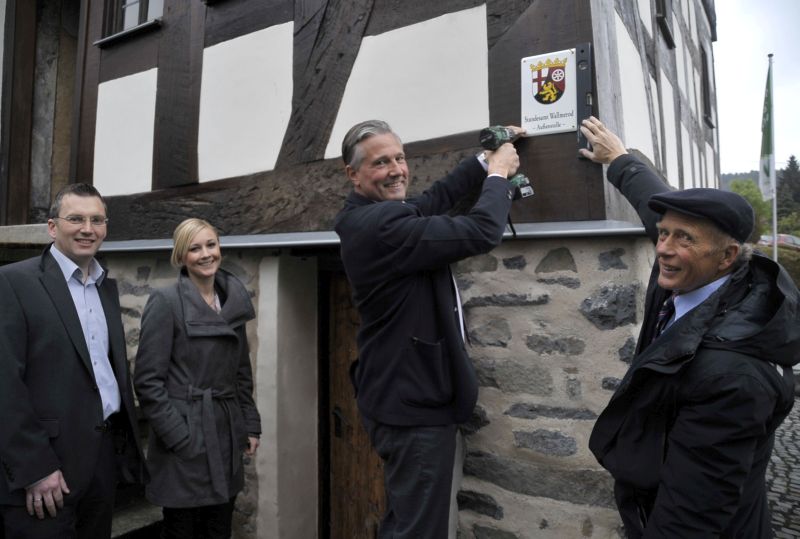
[341,120,401,170]
[48,183,107,219]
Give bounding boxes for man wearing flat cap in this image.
[579,116,799,538]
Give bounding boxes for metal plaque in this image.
[521,48,577,136]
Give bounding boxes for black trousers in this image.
[362,418,458,539]
[0,429,117,539]
[160,498,236,539]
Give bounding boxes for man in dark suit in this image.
[334,120,523,538]
[0,183,146,538]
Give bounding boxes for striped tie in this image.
[652,293,676,342]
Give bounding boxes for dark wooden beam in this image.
[104,138,481,240]
[204,0,292,48]
[151,0,206,189]
[71,0,104,183]
[5,0,37,224]
[275,0,375,167]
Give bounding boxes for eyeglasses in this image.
[54,215,109,227]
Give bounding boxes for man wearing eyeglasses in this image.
[0,184,146,538]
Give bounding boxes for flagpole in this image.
[769,54,777,261]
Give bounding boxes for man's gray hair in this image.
[341,120,401,170]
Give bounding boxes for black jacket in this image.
[0,247,147,505]
[334,157,513,426]
[589,154,800,538]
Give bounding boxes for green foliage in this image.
[759,245,800,287]
[729,179,771,242]
[777,155,800,221]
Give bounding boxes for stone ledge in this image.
[0,224,50,246]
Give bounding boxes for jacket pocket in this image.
[401,337,453,408]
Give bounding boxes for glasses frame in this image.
[53,215,109,227]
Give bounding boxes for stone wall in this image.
[454,236,654,538]
[95,231,654,538]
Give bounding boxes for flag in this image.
[759,58,775,200]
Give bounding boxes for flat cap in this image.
[648,188,754,243]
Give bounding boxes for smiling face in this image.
[181,226,221,283]
[655,210,739,294]
[346,133,409,202]
[47,194,107,272]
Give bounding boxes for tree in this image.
[729,179,771,242]
[777,155,800,221]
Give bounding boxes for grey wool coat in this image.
[134,268,261,508]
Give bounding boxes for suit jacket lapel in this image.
[39,251,94,377]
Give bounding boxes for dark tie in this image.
[652,293,676,342]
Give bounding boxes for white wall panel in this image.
[93,68,157,196]
[324,5,489,158]
[198,22,293,182]
[681,123,693,187]
[660,71,679,187]
[614,14,654,162]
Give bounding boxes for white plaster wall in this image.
[692,65,701,120]
[637,0,652,36]
[324,5,489,158]
[660,72,680,187]
[688,0,697,46]
[681,0,691,32]
[198,22,293,182]
[256,255,318,539]
[650,74,661,166]
[93,68,157,196]
[681,123,693,187]
[694,142,702,188]
[673,25,687,101]
[705,141,716,188]
[614,14,654,161]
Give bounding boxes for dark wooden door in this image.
[326,271,386,538]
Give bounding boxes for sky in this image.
[714,0,800,173]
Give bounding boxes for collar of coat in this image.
[178,267,255,337]
[622,251,800,390]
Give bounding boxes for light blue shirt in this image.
[50,245,121,420]
[666,274,732,329]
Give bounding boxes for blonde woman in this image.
[134,218,260,538]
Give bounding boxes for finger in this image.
[26,494,33,516]
[59,475,70,495]
[44,493,57,518]
[578,148,596,161]
[34,498,44,519]
[53,489,64,509]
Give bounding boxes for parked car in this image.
[757,234,800,251]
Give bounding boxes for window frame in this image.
[95,0,163,48]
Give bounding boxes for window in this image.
[655,0,676,49]
[101,0,163,41]
[700,45,715,128]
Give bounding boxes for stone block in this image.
[464,450,615,507]
[525,334,585,355]
[505,403,597,420]
[536,276,581,289]
[502,255,527,270]
[456,254,499,273]
[579,283,638,330]
[474,359,554,396]
[470,319,511,347]
[464,292,549,308]
[457,489,504,520]
[513,429,577,456]
[535,247,577,273]
[598,248,628,270]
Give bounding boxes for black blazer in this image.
[0,246,146,505]
[334,157,513,426]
